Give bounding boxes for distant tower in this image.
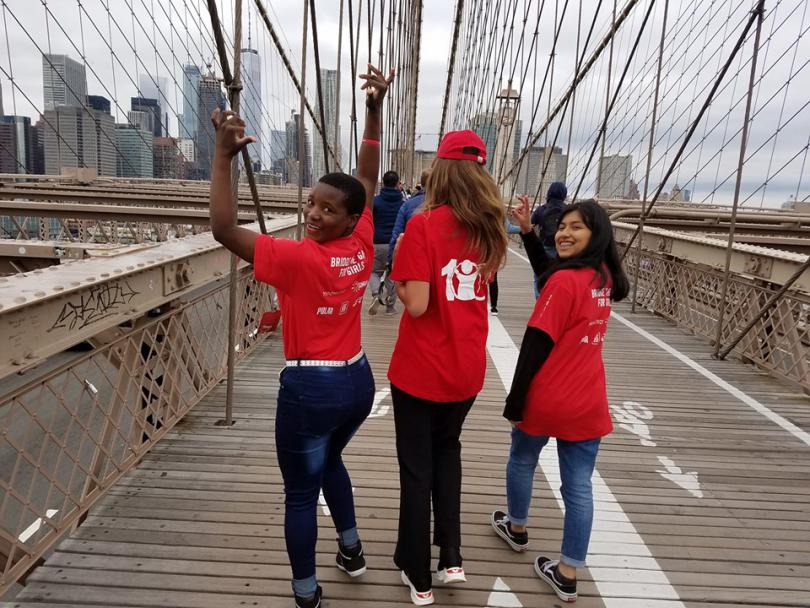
[181,65,202,139]
[196,68,224,180]
[240,47,262,170]
[42,54,87,110]
[492,85,520,197]
[312,68,339,179]
[138,74,169,136]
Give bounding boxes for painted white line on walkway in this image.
[486,577,523,607]
[19,509,59,543]
[486,315,684,607]
[610,310,810,448]
[368,388,391,418]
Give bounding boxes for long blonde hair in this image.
[423,158,507,277]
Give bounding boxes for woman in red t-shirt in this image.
[209,66,393,608]
[388,130,507,605]
[490,200,629,603]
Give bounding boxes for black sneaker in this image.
[535,556,577,602]
[336,540,367,577]
[490,306,499,315]
[294,585,322,608]
[491,510,529,552]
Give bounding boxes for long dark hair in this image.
[538,200,630,301]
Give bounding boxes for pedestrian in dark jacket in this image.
[370,170,404,314]
[529,181,567,297]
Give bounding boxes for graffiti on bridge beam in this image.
[49,281,139,332]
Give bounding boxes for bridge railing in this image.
[0,268,275,592]
[616,223,809,393]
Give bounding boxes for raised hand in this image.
[511,195,532,234]
[211,108,256,160]
[360,64,395,112]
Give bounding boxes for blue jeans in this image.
[505,427,600,568]
[275,355,375,584]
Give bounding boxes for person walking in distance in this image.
[490,201,629,603]
[387,169,430,267]
[369,170,404,314]
[388,130,507,605]
[208,64,394,608]
[529,181,568,297]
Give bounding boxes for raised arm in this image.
[357,65,395,210]
[209,109,258,263]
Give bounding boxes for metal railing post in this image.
[713,0,766,357]
[631,0,668,313]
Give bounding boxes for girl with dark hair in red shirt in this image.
[209,65,393,608]
[491,199,629,603]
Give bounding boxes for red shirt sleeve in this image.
[527,271,576,342]
[390,213,430,282]
[252,235,303,292]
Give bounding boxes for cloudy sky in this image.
[1,0,807,207]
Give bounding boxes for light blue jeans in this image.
[505,427,601,568]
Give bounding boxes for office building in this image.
[131,97,163,137]
[116,124,153,178]
[284,111,311,186]
[515,146,568,199]
[269,129,285,164]
[0,116,35,174]
[42,54,87,111]
[42,106,97,175]
[181,65,201,139]
[88,97,116,176]
[312,68,339,178]
[240,48,262,169]
[153,137,184,179]
[597,154,633,199]
[138,74,169,134]
[195,72,224,180]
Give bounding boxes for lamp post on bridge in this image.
[492,85,520,201]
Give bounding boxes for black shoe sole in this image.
[490,511,529,552]
[534,560,577,602]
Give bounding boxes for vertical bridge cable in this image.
[309,0,330,175]
[439,0,466,141]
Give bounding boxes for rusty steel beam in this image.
[0,201,264,225]
[0,216,297,382]
[612,221,810,294]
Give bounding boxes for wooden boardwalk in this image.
[4,252,810,608]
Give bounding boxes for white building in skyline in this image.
[240,48,263,170]
[312,68,339,178]
[598,154,633,200]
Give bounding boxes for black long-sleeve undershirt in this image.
[520,229,550,278]
[503,326,555,422]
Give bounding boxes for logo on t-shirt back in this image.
[440,259,485,302]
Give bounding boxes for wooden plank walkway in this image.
[4,251,810,608]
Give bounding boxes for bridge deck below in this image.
[5,253,810,608]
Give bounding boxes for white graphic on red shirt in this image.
[441,259,485,302]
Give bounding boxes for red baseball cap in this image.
[437,130,487,165]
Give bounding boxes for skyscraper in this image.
[515,146,569,200]
[312,68,339,178]
[597,154,633,199]
[42,106,97,175]
[240,48,262,169]
[88,96,116,176]
[269,129,285,164]
[0,116,34,174]
[138,74,169,135]
[42,54,87,110]
[181,65,201,139]
[196,72,224,180]
[116,124,153,178]
[131,97,163,137]
[285,111,311,186]
[153,137,185,179]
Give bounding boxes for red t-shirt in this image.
[519,268,614,440]
[388,205,488,402]
[252,209,373,360]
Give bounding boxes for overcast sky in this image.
[1,0,807,207]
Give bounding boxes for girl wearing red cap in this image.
[209,65,393,608]
[388,130,507,605]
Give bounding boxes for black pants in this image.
[391,384,475,588]
[489,272,499,309]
